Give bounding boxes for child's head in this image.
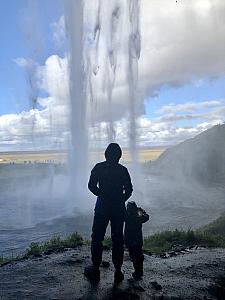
[127,201,138,214]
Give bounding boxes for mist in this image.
[1,0,225,257]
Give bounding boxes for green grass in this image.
[200,213,225,236]
[84,236,112,248]
[0,256,7,266]
[0,254,21,266]
[102,236,112,248]
[1,212,225,266]
[0,232,83,266]
[143,229,225,254]
[25,232,83,257]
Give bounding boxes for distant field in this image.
[91,148,165,163]
[0,148,165,164]
[0,152,67,165]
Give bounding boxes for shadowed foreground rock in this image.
[0,246,225,299]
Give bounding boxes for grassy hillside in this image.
[143,212,225,254]
[200,212,225,236]
[151,124,225,185]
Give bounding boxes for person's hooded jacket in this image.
[88,143,133,206]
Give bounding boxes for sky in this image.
[0,0,225,151]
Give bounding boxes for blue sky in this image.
[0,0,225,150]
[145,77,225,124]
[0,0,63,114]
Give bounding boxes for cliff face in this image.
[151,124,225,185]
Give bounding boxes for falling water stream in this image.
[65,0,88,209]
[65,0,142,204]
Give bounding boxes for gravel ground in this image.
[0,246,225,300]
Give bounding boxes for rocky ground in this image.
[0,246,225,300]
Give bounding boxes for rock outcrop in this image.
[151,124,225,185]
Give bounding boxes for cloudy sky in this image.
[0,0,225,151]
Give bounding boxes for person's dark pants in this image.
[91,198,125,270]
[128,246,144,273]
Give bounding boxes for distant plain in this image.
[0,148,165,164]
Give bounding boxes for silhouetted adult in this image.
[84,143,133,283]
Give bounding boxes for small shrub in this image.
[64,232,83,248]
[0,256,5,266]
[24,232,84,258]
[43,235,63,252]
[25,242,42,257]
[84,239,91,246]
[200,213,225,236]
[103,236,112,248]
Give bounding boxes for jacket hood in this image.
[105,143,122,163]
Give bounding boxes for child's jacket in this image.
[124,207,149,248]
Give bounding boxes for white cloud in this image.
[14,58,36,68]
[1,55,70,150]
[138,0,225,102]
[63,0,225,124]
[158,100,225,114]
[5,0,225,150]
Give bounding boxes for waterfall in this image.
[65,0,88,210]
[127,0,141,163]
[65,0,142,207]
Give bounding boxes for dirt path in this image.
[0,246,225,300]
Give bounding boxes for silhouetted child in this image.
[124,201,149,280]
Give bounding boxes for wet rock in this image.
[103,245,111,251]
[143,250,152,256]
[102,261,110,268]
[171,244,185,252]
[180,250,188,254]
[42,273,57,282]
[38,258,43,261]
[188,245,195,250]
[33,253,42,258]
[0,260,12,267]
[168,251,177,257]
[151,281,162,290]
[113,288,140,300]
[124,253,130,261]
[133,285,145,292]
[58,258,84,266]
[44,249,55,255]
[74,258,84,263]
[160,253,170,259]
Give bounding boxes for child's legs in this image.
[128,246,144,272]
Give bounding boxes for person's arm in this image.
[123,168,133,201]
[137,208,149,223]
[88,165,100,196]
